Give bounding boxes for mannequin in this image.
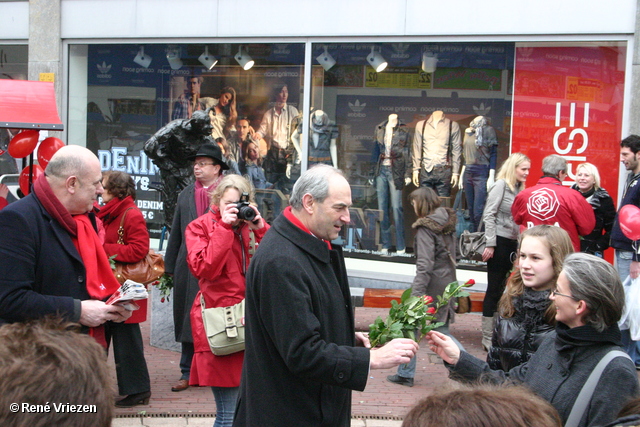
[458,116,498,232]
[289,110,338,172]
[373,113,411,254]
[411,110,462,197]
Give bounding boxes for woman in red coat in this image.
[186,174,268,427]
[97,170,151,407]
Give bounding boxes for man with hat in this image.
[164,143,229,392]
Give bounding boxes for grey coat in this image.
[164,183,200,343]
[448,329,639,427]
[482,179,521,247]
[411,207,456,323]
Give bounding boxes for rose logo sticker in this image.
[527,188,560,221]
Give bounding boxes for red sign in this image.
[511,44,626,204]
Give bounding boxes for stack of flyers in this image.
[106,280,149,311]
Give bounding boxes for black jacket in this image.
[571,185,616,254]
[487,288,554,371]
[373,119,411,189]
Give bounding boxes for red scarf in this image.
[195,176,223,217]
[33,176,120,347]
[283,206,332,249]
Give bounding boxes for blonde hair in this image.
[498,225,573,323]
[495,153,530,192]
[575,162,601,190]
[210,174,254,207]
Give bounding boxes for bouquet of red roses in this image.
[368,279,475,347]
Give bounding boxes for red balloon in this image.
[8,130,39,159]
[37,137,65,168]
[619,204,640,241]
[18,164,44,196]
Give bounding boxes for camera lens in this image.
[237,204,256,222]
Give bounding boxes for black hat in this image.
[188,143,229,170]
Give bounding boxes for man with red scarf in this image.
[0,145,130,337]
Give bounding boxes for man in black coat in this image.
[234,164,419,427]
[0,145,130,326]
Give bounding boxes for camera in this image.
[235,192,256,222]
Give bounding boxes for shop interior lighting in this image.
[166,46,183,70]
[198,46,218,70]
[367,47,388,73]
[316,46,336,71]
[421,51,438,73]
[234,46,254,70]
[133,47,152,68]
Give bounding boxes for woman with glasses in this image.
[487,225,573,371]
[480,153,530,350]
[428,252,639,427]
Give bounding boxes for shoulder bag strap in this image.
[564,349,631,427]
[117,207,135,245]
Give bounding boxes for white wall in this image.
[0,1,28,40]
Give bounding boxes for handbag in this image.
[113,207,165,285]
[453,189,472,238]
[201,295,245,356]
[459,229,486,262]
[619,275,640,340]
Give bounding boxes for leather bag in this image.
[201,295,245,356]
[113,207,165,285]
[459,229,486,262]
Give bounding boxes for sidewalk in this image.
[110,308,486,426]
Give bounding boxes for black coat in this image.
[0,193,91,324]
[164,183,200,343]
[571,185,616,254]
[373,119,411,189]
[487,289,554,371]
[234,213,370,427]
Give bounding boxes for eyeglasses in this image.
[193,161,215,168]
[551,290,580,301]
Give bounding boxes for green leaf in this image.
[401,287,413,303]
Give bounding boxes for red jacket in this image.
[511,176,595,251]
[97,196,150,323]
[186,207,269,387]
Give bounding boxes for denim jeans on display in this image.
[419,165,453,197]
[463,164,489,233]
[617,250,640,366]
[211,386,239,427]
[376,165,405,251]
[397,323,465,379]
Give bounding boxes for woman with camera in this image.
[185,174,268,427]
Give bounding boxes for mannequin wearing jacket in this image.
[458,116,498,232]
[373,114,411,254]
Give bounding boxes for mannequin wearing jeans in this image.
[458,116,498,232]
[373,114,411,254]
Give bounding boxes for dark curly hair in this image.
[103,170,136,201]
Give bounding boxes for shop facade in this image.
[1,0,638,275]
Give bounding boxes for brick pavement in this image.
[111,308,485,424]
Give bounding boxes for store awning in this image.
[0,79,64,130]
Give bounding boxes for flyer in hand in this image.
[105,280,149,311]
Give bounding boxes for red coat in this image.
[511,176,595,251]
[97,196,150,323]
[185,208,269,387]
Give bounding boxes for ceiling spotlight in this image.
[133,47,152,68]
[234,46,254,70]
[316,46,336,72]
[166,46,183,70]
[198,46,218,70]
[421,51,438,73]
[366,47,387,73]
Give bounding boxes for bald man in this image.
[0,145,131,328]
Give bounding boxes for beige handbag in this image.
[200,295,245,356]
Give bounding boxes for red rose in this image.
[465,279,475,286]
[426,307,436,315]
[423,295,434,304]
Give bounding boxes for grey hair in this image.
[542,154,567,177]
[562,252,625,332]
[289,164,345,211]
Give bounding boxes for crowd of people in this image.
[1,89,640,426]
